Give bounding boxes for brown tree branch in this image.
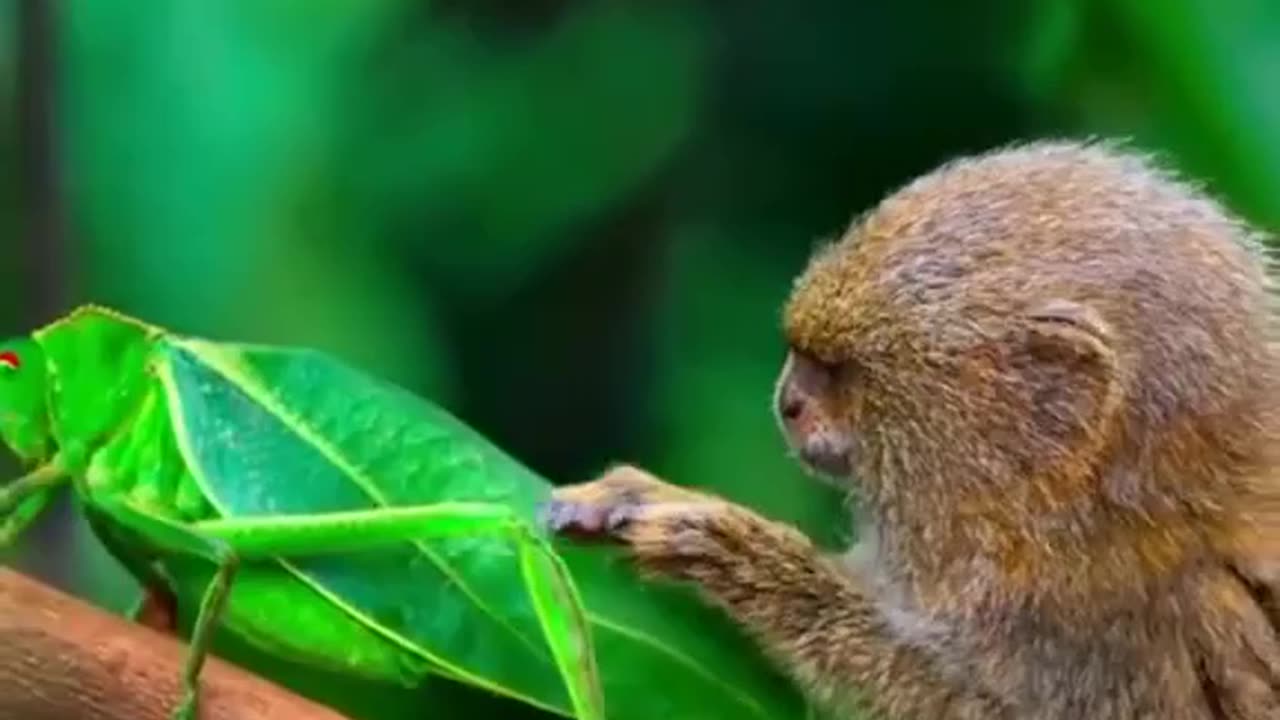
[0,567,356,720]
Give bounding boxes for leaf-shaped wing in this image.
[162,338,806,720]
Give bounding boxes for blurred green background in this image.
[2,0,1279,717]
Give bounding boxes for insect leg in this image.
[0,463,66,550]
[189,501,521,555]
[93,497,238,720]
[191,504,603,720]
[0,462,65,514]
[0,488,57,549]
[512,523,605,720]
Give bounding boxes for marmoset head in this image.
[772,142,1280,534]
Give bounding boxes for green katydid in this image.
[0,305,604,720]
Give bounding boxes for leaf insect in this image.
[0,306,603,720]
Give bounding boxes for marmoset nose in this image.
[773,381,803,425]
[781,394,804,421]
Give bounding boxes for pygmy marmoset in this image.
[543,141,1280,719]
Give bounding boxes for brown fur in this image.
[546,140,1280,719]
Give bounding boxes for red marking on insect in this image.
[0,351,19,370]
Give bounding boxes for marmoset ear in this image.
[1025,299,1114,364]
[1016,299,1123,447]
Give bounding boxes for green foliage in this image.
[1020,0,1280,227]
[350,2,705,289]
